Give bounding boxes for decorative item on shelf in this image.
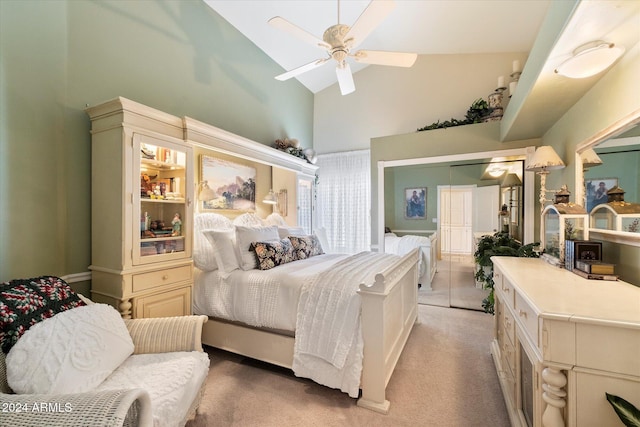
[171,213,182,236]
[483,76,505,122]
[525,146,566,212]
[509,60,522,98]
[273,138,317,164]
[554,40,624,79]
[417,98,492,131]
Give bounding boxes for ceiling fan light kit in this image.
[269,0,417,95]
[554,40,624,79]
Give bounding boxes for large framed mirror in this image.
[575,110,640,247]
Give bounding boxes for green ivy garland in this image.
[417,98,492,132]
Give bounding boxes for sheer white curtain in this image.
[316,150,371,254]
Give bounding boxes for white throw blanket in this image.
[292,251,400,397]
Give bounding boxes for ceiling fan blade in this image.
[335,63,355,95]
[275,58,329,81]
[353,50,417,67]
[268,16,330,49]
[345,0,396,49]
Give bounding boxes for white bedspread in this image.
[193,253,349,331]
[292,251,401,397]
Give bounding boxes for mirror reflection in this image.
[384,158,525,311]
[584,124,640,233]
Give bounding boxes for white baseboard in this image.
[61,271,92,283]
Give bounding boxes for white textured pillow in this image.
[202,229,241,274]
[235,225,279,270]
[6,304,134,394]
[193,214,234,271]
[277,226,306,239]
[233,212,265,227]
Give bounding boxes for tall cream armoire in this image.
[86,97,194,318]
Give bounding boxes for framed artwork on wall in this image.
[585,177,617,212]
[404,187,427,219]
[200,155,256,211]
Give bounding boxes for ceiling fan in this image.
[269,0,417,95]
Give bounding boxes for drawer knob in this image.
[162,274,169,280]
[503,287,510,293]
[519,309,528,318]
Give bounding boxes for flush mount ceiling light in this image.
[554,40,624,79]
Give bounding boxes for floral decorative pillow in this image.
[252,239,296,270]
[289,235,324,260]
[0,276,86,354]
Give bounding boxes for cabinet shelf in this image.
[141,157,185,171]
[141,235,184,242]
[141,198,186,204]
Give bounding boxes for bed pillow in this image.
[252,238,296,270]
[0,276,86,354]
[289,234,325,260]
[277,226,306,239]
[235,225,279,270]
[202,229,240,275]
[232,212,264,227]
[6,303,134,394]
[193,213,234,271]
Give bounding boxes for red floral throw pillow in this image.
[0,276,86,353]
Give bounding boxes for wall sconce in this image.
[554,40,624,79]
[525,146,566,212]
[199,181,215,202]
[263,189,288,216]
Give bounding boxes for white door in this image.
[473,185,500,234]
[440,186,473,254]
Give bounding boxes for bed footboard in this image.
[357,248,419,414]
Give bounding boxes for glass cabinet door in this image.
[133,133,193,265]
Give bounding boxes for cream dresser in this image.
[86,98,194,319]
[491,257,640,427]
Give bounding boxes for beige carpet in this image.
[186,305,509,427]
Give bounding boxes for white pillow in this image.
[232,212,264,227]
[235,225,279,270]
[277,226,306,239]
[6,304,134,394]
[193,214,234,271]
[202,229,241,274]
[315,227,332,254]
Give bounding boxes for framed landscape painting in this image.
[404,187,427,219]
[200,155,256,211]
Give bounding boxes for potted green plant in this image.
[474,232,539,314]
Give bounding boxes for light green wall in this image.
[385,163,503,232]
[0,0,313,285]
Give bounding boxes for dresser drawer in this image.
[132,265,192,293]
[494,268,515,307]
[514,292,538,347]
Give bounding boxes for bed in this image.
[192,213,419,413]
[384,232,437,289]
